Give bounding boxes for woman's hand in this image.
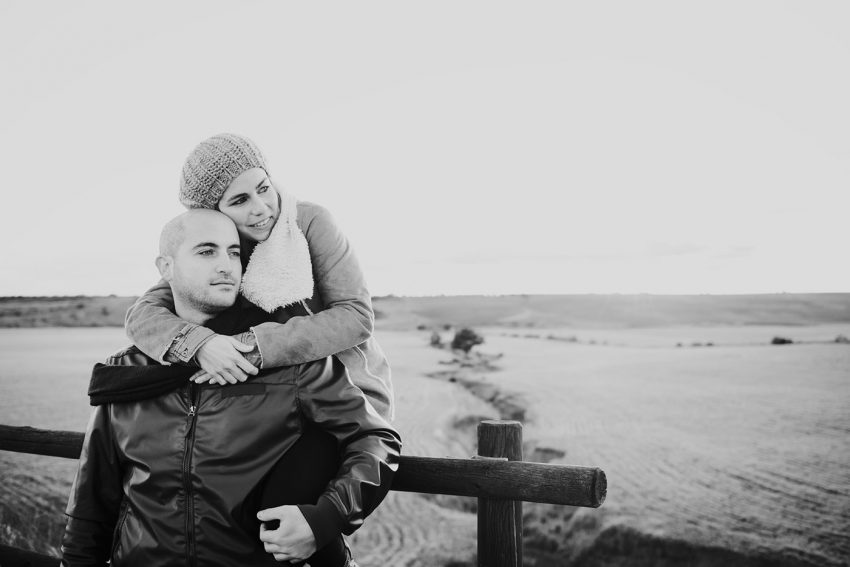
[194,335,258,384]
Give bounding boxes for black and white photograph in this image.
[1,2,848,566]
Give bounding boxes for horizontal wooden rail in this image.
[394,454,605,507]
[0,424,606,508]
[0,425,84,459]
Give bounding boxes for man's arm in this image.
[260,357,401,555]
[61,407,124,566]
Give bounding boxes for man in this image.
[61,209,401,566]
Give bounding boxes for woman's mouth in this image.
[249,217,273,229]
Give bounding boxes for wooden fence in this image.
[0,420,606,567]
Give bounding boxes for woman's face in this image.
[217,167,280,243]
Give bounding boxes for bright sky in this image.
[1,1,847,296]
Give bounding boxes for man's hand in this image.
[189,369,223,386]
[194,335,258,384]
[257,505,317,563]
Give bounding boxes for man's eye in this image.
[198,249,214,255]
[229,251,241,258]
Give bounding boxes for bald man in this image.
[61,210,400,567]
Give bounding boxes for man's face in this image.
[167,213,242,314]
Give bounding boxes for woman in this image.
[125,133,395,567]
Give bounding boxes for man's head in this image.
[155,209,242,322]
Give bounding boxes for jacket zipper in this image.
[182,383,199,567]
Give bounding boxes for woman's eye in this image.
[232,196,247,205]
[258,185,269,194]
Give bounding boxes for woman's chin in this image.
[241,227,272,243]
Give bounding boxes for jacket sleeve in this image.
[294,357,401,549]
[61,407,124,566]
[250,204,374,367]
[124,280,215,363]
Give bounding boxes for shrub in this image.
[451,327,484,353]
[771,336,793,345]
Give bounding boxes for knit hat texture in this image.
[180,133,268,209]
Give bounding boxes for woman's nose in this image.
[249,195,270,216]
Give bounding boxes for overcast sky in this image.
[1,1,847,296]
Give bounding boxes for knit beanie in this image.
[179,133,268,209]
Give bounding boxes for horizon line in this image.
[2,291,849,300]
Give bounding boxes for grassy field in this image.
[1,294,849,565]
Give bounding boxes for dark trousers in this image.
[240,422,347,566]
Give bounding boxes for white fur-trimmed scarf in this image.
[240,192,314,312]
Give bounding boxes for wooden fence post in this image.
[477,419,523,567]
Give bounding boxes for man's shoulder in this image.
[105,345,160,366]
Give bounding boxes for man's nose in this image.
[215,260,233,274]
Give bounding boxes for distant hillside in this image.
[1,293,849,329]
[372,293,850,330]
[0,296,136,327]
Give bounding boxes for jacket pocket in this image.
[110,499,130,562]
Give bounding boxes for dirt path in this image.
[348,331,496,566]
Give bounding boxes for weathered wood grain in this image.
[477,420,523,567]
[394,455,605,506]
[0,425,83,459]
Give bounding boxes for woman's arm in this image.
[125,281,257,383]
[124,280,212,363]
[251,202,374,367]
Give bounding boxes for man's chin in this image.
[203,292,238,311]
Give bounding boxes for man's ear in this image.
[155,255,174,281]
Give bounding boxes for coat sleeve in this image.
[294,357,401,549]
[250,203,374,367]
[61,407,124,566]
[124,280,215,363]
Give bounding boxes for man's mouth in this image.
[249,217,273,229]
[210,279,237,287]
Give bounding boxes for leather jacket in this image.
[61,347,401,567]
